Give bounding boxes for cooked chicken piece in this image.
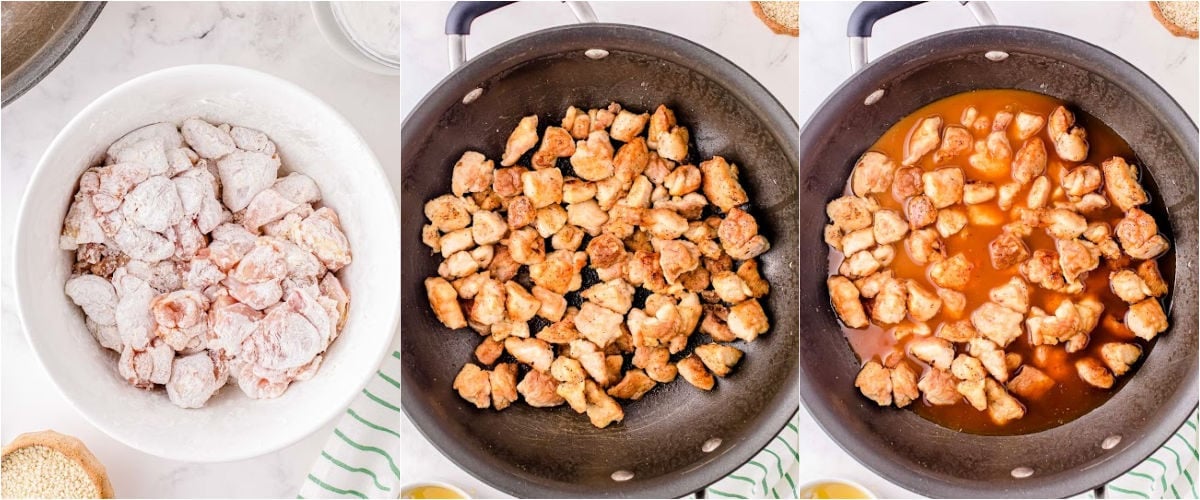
[698,156,749,212]
[1026,175,1051,209]
[556,180,594,206]
[984,378,1026,424]
[453,364,491,408]
[956,378,988,411]
[935,319,976,343]
[426,277,467,329]
[929,253,974,291]
[570,131,616,181]
[1057,238,1100,284]
[463,212,505,247]
[550,355,586,384]
[450,151,495,197]
[492,166,526,199]
[474,336,505,365]
[928,290,963,321]
[676,354,715,390]
[1062,164,1102,197]
[652,240,699,285]
[906,280,942,322]
[1048,106,1089,161]
[989,277,1030,313]
[1043,208,1088,240]
[718,208,771,260]
[826,196,876,232]
[574,301,627,349]
[736,260,769,298]
[909,337,954,370]
[883,362,917,408]
[1137,261,1168,297]
[439,228,475,259]
[506,195,536,229]
[922,168,964,209]
[500,282,538,323]
[828,276,869,328]
[974,348,1010,383]
[567,200,609,236]
[1110,269,1152,303]
[517,369,565,407]
[663,163,701,197]
[488,363,519,410]
[831,227,871,257]
[583,379,624,427]
[960,182,995,205]
[987,231,1030,271]
[871,209,908,245]
[917,368,959,405]
[1012,138,1047,185]
[531,205,568,239]
[563,106,592,139]
[904,195,938,229]
[531,126,576,169]
[904,116,942,165]
[935,207,968,238]
[888,169,924,207]
[503,227,544,266]
[521,168,564,209]
[695,343,744,377]
[605,369,656,400]
[1100,156,1149,212]
[642,208,688,240]
[1027,301,1081,347]
[723,298,766,342]
[851,151,897,196]
[1099,342,1142,377]
[968,131,1012,177]
[656,125,690,162]
[933,125,972,163]
[1126,298,1168,340]
[951,354,985,384]
[1115,208,1170,260]
[1076,358,1114,389]
[856,361,893,406]
[904,228,945,266]
[854,269,893,299]
[704,271,749,304]
[1004,365,1054,400]
[643,105,676,150]
[608,109,649,143]
[869,277,906,325]
[1019,249,1065,291]
[547,225,583,253]
[1011,111,1045,140]
[504,337,554,372]
[971,301,1024,347]
[500,115,539,166]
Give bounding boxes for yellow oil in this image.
[800,481,871,499]
[402,485,463,499]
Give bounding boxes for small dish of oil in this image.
[399,482,470,499]
[797,478,875,499]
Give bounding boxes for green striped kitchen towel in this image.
[1090,409,1199,500]
[296,341,798,499]
[298,349,403,499]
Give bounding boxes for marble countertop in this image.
[0,2,399,497]
[399,2,797,498]
[798,2,1197,498]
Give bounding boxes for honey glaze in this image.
[829,89,1163,435]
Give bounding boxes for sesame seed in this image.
[1,445,100,498]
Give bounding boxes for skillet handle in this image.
[445,1,598,71]
[847,1,998,72]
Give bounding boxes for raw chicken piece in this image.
[207,296,263,355]
[118,340,174,389]
[121,176,184,233]
[113,272,158,350]
[60,191,108,250]
[230,126,277,155]
[65,275,118,326]
[502,115,539,166]
[181,117,237,159]
[150,290,209,352]
[107,123,182,167]
[454,363,492,408]
[167,352,229,409]
[855,361,892,406]
[216,151,281,212]
[290,208,352,271]
[851,151,897,196]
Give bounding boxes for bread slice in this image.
[1151,1,1198,38]
[752,1,799,37]
[1,430,114,498]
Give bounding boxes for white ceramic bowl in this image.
[13,64,401,462]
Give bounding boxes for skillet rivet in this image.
[985,51,1010,62]
[864,89,885,106]
[585,49,609,59]
[1012,466,1034,479]
[462,88,484,105]
[1102,435,1122,450]
[702,438,722,452]
[611,470,634,482]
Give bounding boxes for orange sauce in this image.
[830,89,1157,435]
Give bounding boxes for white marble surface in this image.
[398,2,797,498]
[0,2,399,497]
[798,2,1198,498]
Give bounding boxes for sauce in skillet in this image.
[829,89,1162,435]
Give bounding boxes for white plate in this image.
[13,64,401,462]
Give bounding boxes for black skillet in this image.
[799,2,1198,498]
[401,2,800,497]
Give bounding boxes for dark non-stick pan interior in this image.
[402,24,799,498]
[800,26,1198,498]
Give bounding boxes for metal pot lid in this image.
[1,2,105,107]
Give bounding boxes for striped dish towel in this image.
[297,349,402,499]
[704,413,800,499]
[1083,409,1199,500]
